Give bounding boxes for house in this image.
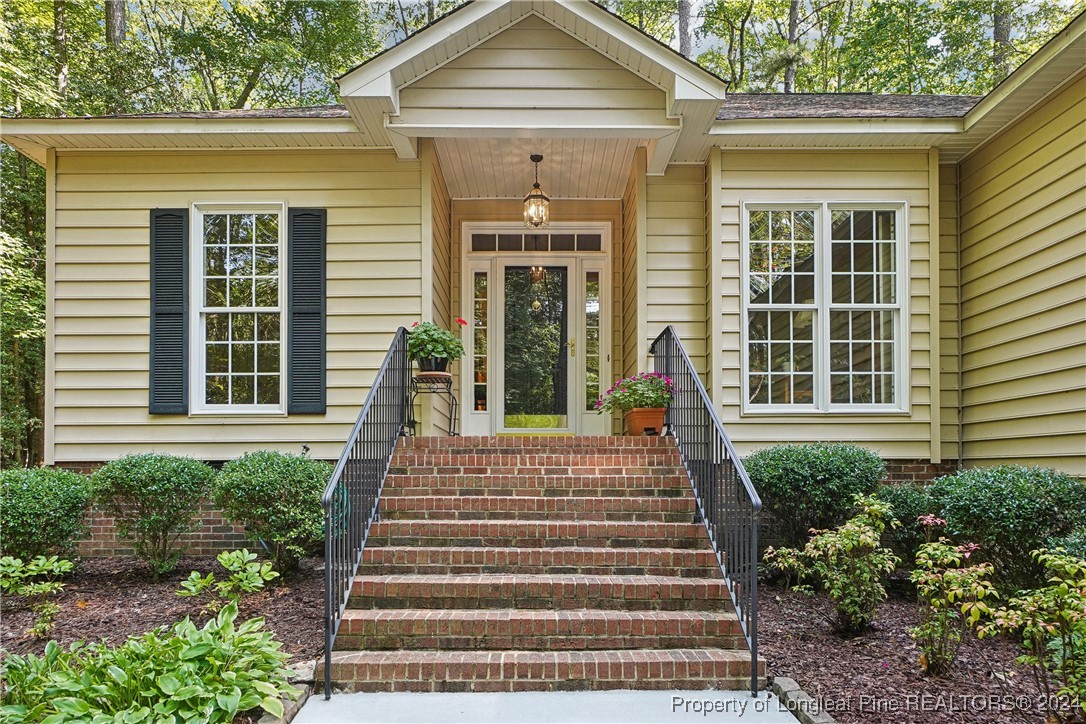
[2,0,1084,480]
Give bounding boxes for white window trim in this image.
[740,201,910,416]
[188,202,288,416]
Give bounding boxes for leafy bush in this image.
[93,454,215,579]
[876,481,938,560]
[0,467,93,558]
[746,443,886,548]
[0,555,73,638]
[930,466,1086,591]
[764,494,901,636]
[979,549,1086,719]
[178,549,279,612]
[910,540,997,676]
[213,451,332,573]
[407,320,466,360]
[0,602,298,722]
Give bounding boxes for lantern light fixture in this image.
[523,153,550,229]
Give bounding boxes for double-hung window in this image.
[743,203,905,413]
[193,205,285,413]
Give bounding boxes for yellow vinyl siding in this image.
[938,164,962,462]
[645,165,708,378]
[422,141,454,435]
[395,16,669,133]
[50,149,423,464]
[620,152,643,377]
[717,148,937,460]
[958,72,1086,477]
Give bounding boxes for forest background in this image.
[2,0,1082,466]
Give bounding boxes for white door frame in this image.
[460,222,611,436]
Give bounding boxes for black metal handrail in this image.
[322,327,410,699]
[649,325,763,696]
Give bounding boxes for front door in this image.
[462,225,610,435]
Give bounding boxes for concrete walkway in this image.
[294,689,800,723]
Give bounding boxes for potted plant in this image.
[595,372,674,436]
[407,319,467,372]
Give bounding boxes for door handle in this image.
[569,337,575,357]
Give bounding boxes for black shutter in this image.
[149,209,189,414]
[287,208,327,414]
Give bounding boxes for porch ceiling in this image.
[433,137,643,199]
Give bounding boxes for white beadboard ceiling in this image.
[434,137,643,199]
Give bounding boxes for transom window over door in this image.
[194,206,285,413]
[743,204,906,413]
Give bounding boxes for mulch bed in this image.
[1,555,324,664]
[759,579,1064,724]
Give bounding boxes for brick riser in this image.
[357,546,719,577]
[336,610,745,651]
[323,435,758,693]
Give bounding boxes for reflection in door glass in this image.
[504,266,568,429]
[585,272,600,410]
[472,272,487,411]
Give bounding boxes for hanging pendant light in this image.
[523,153,550,229]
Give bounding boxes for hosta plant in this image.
[0,602,298,723]
[177,548,279,612]
[765,494,900,636]
[0,555,73,638]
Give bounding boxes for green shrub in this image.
[93,454,215,579]
[0,555,73,638]
[178,549,279,612]
[930,465,1086,591]
[979,549,1086,719]
[764,494,901,636]
[875,481,938,560]
[746,443,886,548]
[213,451,332,573]
[910,540,997,676]
[0,467,93,558]
[0,602,299,722]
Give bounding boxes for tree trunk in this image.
[678,0,692,58]
[53,0,68,113]
[784,0,800,93]
[993,6,1012,80]
[106,0,126,45]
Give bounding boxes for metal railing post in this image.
[649,325,763,697]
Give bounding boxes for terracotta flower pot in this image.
[624,407,666,436]
[416,356,449,372]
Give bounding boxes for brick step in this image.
[348,574,734,612]
[334,609,745,652]
[320,648,756,693]
[383,475,690,498]
[378,495,696,522]
[398,436,677,451]
[366,520,706,548]
[357,546,720,577]
[389,454,682,468]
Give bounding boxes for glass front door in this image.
[462,226,610,436]
[502,266,569,430]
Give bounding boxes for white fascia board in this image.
[0,116,362,137]
[964,12,1086,132]
[341,73,399,114]
[709,117,964,136]
[384,122,680,139]
[553,0,729,100]
[646,129,681,175]
[335,1,502,94]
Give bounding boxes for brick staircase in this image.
[321,436,759,693]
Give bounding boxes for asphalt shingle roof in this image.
[717,93,983,120]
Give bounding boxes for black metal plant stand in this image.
[407,371,459,436]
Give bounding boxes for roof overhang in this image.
[0,116,370,165]
[336,0,728,172]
